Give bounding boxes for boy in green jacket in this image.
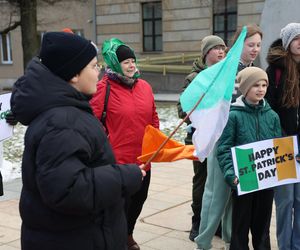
[217,67,281,250]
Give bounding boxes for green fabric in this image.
[177,59,205,120]
[195,146,232,249]
[101,38,139,78]
[177,58,206,144]
[217,97,282,188]
[235,147,258,191]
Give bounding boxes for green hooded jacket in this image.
[217,96,282,188]
[177,58,206,145]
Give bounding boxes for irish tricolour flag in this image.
[180,27,247,161]
[231,136,300,195]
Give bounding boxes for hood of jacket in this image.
[190,58,206,74]
[11,57,92,125]
[231,96,271,113]
[266,38,286,70]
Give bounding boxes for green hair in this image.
[101,38,139,78]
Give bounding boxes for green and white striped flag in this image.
[180,27,247,161]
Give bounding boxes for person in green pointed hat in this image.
[90,38,159,250]
[101,37,140,79]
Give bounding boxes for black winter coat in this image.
[265,39,300,136]
[11,58,142,250]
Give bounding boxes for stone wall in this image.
[141,71,186,94]
[260,0,300,69]
[96,0,266,57]
[0,0,94,90]
[238,0,265,26]
[96,0,213,56]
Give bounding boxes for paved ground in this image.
[0,160,278,250]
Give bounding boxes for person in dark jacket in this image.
[265,22,300,250]
[177,35,226,242]
[10,32,144,250]
[217,67,281,250]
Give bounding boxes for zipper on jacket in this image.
[255,109,260,141]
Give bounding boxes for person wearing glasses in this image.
[10,32,144,250]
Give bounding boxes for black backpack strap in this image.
[100,81,111,127]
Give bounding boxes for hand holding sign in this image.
[231,136,300,195]
[5,111,18,126]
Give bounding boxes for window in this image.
[142,1,162,52]
[0,32,12,64]
[213,0,237,45]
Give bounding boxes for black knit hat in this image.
[39,32,97,81]
[116,45,136,63]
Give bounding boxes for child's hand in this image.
[233,176,239,185]
[139,164,146,178]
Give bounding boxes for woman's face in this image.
[241,33,262,65]
[120,58,136,78]
[289,35,300,62]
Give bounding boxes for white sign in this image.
[0,93,13,141]
[231,136,300,195]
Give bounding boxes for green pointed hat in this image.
[101,38,139,77]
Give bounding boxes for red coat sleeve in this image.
[90,80,106,120]
[152,101,159,129]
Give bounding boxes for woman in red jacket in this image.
[90,38,159,250]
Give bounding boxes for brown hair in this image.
[229,24,263,47]
[268,46,300,107]
[283,54,300,107]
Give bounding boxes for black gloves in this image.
[5,111,18,126]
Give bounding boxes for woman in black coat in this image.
[11,32,144,250]
[265,23,300,250]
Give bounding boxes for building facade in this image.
[0,0,268,89]
[96,0,265,56]
[0,0,95,89]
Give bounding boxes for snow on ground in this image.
[1,102,186,182]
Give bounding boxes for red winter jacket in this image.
[90,74,159,170]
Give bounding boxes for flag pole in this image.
[142,26,248,169]
[143,93,205,168]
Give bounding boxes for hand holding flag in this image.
[138,125,197,163]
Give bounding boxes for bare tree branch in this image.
[0,21,21,34]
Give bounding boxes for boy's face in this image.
[71,57,99,95]
[205,45,226,66]
[245,80,268,104]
